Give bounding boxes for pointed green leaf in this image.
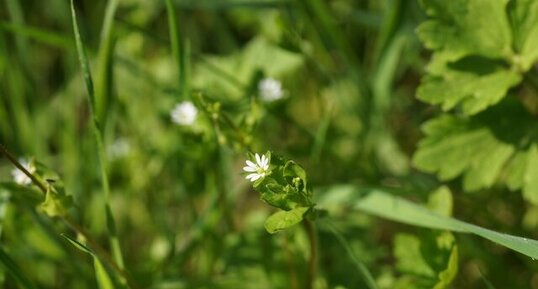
[318,185,538,259]
[62,234,115,289]
[264,207,309,234]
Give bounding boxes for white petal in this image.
[243,166,256,172]
[261,155,269,168]
[255,153,262,166]
[250,174,262,182]
[245,173,258,181]
[246,160,256,168]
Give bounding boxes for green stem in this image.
[323,220,378,289]
[303,219,317,289]
[70,0,125,271]
[0,144,46,193]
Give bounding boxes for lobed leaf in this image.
[413,99,538,203]
[417,0,513,62]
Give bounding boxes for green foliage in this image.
[264,207,309,234]
[318,185,538,260]
[393,232,457,289]
[2,0,538,288]
[415,0,538,206]
[247,152,315,233]
[414,99,538,203]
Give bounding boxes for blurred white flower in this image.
[11,158,35,185]
[243,153,270,182]
[108,138,131,159]
[258,77,284,102]
[171,101,198,126]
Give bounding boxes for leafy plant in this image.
[414,0,538,203]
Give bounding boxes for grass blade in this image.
[318,185,538,260]
[165,0,188,97]
[62,234,115,289]
[321,220,378,289]
[69,0,125,271]
[95,0,118,123]
[0,22,72,49]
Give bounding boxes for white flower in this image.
[11,158,36,185]
[258,77,284,102]
[171,101,198,126]
[243,153,270,182]
[108,138,131,159]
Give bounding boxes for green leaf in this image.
[394,234,436,277]
[318,185,538,260]
[413,100,538,202]
[417,0,512,62]
[416,56,521,115]
[264,207,309,234]
[62,234,115,289]
[193,37,304,99]
[509,0,538,71]
[427,186,453,217]
[393,232,458,289]
[416,0,534,115]
[38,187,73,218]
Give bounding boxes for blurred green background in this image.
[0,0,537,288]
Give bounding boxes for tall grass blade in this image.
[69,0,125,271]
[319,185,538,260]
[95,0,118,123]
[165,0,187,97]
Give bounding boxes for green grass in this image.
[1,1,538,289]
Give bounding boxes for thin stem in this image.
[323,220,378,289]
[0,143,137,289]
[0,144,47,193]
[303,219,317,289]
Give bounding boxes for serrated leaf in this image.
[394,231,458,289]
[413,100,538,202]
[264,207,309,234]
[417,0,513,61]
[417,57,521,115]
[509,0,538,71]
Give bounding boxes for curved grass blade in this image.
[62,234,115,289]
[318,185,538,260]
[321,220,378,289]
